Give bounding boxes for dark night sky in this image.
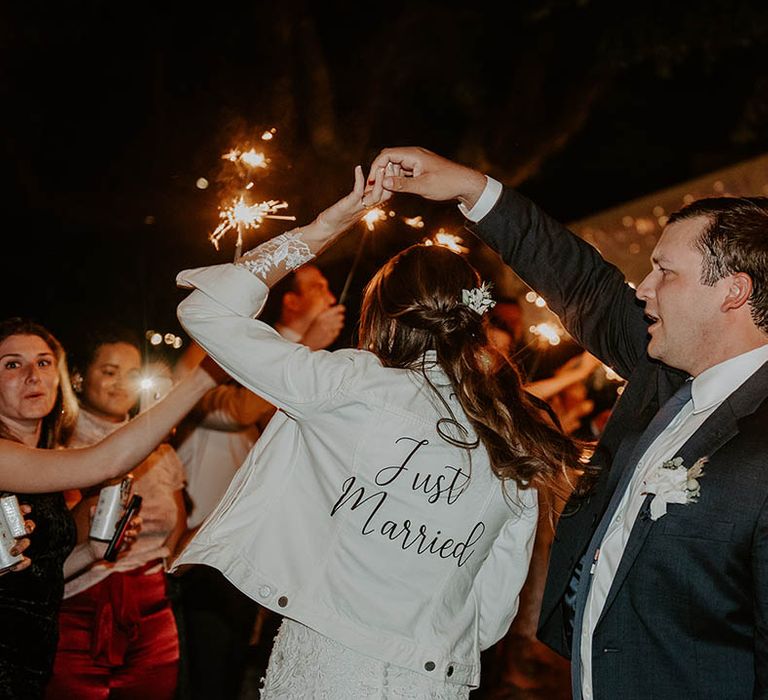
[3,0,768,359]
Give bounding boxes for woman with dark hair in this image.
[0,317,217,698]
[173,167,582,698]
[46,326,188,699]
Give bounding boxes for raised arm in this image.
[235,165,384,288]
[369,147,649,379]
[0,365,216,493]
[176,168,388,417]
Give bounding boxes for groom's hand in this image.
[367,147,487,209]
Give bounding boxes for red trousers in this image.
[45,564,179,699]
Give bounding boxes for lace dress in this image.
[0,492,76,699]
[260,619,470,700]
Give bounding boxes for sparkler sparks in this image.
[361,207,387,231]
[210,195,296,251]
[240,149,268,168]
[221,148,269,169]
[404,215,425,229]
[530,322,563,346]
[423,229,469,254]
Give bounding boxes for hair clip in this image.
[461,282,496,315]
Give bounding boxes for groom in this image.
[368,147,768,699]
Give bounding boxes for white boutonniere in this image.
[642,456,708,521]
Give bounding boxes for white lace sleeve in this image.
[236,229,315,284]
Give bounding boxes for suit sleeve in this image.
[473,488,538,650]
[753,492,768,697]
[468,187,649,380]
[176,263,360,420]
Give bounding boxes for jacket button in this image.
[258,586,271,598]
[424,661,435,672]
[277,596,288,607]
[446,665,454,677]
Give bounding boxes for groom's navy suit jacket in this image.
[470,188,768,699]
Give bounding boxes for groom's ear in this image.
[721,272,753,312]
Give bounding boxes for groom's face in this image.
[636,216,731,376]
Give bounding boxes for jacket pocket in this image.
[660,517,733,542]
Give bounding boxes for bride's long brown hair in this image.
[358,244,582,492]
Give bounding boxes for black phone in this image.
[103,494,142,563]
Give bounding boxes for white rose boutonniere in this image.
[642,456,708,521]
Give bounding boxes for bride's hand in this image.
[314,165,387,237]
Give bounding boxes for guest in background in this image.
[46,327,189,700]
[260,263,345,349]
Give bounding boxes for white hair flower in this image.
[461,282,496,316]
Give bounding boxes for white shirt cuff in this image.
[458,176,503,222]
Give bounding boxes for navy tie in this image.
[566,378,693,699]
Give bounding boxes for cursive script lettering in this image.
[330,436,485,567]
[375,437,429,487]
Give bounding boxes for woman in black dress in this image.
[0,318,216,698]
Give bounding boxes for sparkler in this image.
[221,148,269,169]
[423,229,469,254]
[530,322,564,346]
[210,128,294,260]
[337,208,391,306]
[404,215,425,229]
[210,195,296,258]
[361,207,387,232]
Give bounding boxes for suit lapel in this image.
[596,360,768,625]
[603,368,680,501]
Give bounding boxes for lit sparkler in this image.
[240,149,268,168]
[337,207,392,305]
[423,229,469,254]
[530,322,563,346]
[221,148,269,169]
[404,215,425,229]
[210,195,296,257]
[361,207,387,232]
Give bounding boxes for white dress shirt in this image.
[459,176,502,222]
[580,344,768,699]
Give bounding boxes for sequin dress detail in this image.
[0,492,75,698]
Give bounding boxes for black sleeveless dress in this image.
[0,493,75,699]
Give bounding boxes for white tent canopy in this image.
[489,152,768,339]
[570,152,768,285]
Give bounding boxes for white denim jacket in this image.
[172,263,537,688]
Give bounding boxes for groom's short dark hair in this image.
[669,196,768,333]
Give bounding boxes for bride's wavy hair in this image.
[358,244,582,492]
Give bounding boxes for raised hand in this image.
[314,165,387,238]
[367,147,487,208]
[301,305,346,351]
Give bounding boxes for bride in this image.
[173,166,581,698]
